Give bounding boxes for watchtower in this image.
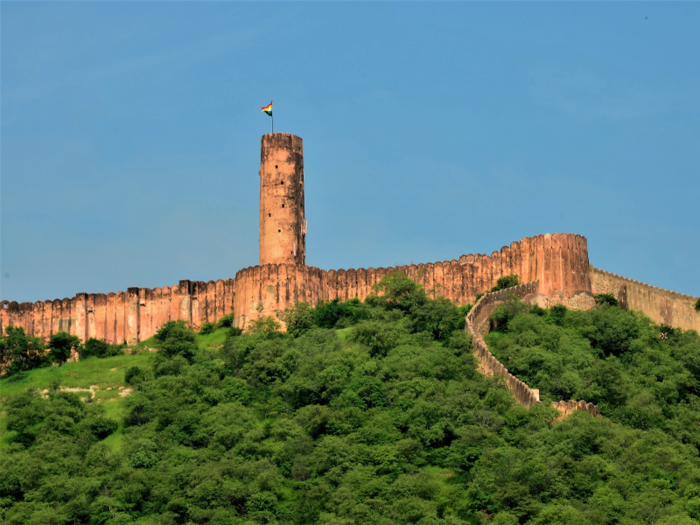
[259,133,306,266]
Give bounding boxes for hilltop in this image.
[1,274,700,525]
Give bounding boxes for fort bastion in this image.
[1,133,698,343]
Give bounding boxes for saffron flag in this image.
[261,102,273,116]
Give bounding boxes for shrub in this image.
[125,366,145,385]
[80,338,125,359]
[199,322,216,335]
[474,275,519,304]
[0,326,48,375]
[494,274,519,291]
[595,293,619,308]
[247,316,282,337]
[48,332,81,365]
[695,297,700,311]
[218,313,235,328]
[549,304,568,326]
[370,272,428,312]
[278,302,314,337]
[154,320,197,361]
[314,297,368,328]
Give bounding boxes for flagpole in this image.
[272,113,274,133]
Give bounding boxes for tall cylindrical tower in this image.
[259,133,306,266]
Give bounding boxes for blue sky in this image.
[2,2,699,303]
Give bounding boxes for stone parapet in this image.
[0,278,236,345]
[1,232,594,342]
[552,400,600,418]
[590,265,699,331]
[465,281,542,408]
[465,281,600,417]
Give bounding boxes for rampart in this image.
[232,232,592,328]
[0,279,236,345]
[589,265,699,332]
[0,232,592,341]
[464,280,600,417]
[465,281,542,408]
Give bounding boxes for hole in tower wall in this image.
[278,230,281,233]
[275,165,278,169]
[282,204,284,208]
[281,181,284,185]
[269,213,271,217]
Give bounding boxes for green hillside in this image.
[1,275,700,525]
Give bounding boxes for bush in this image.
[595,293,619,308]
[48,332,81,365]
[695,297,700,311]
[369,272,428,312]
[199,322,216,335]
[154,320,197,361]
[125,366,145,385]
[218,313,235,328]
[79,338,125,359]
[474,275,519,304]
[0,326,48,375]
[278,302,315,337]
[247,316,282,337]
[494,274,519,291]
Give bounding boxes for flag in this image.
[261,102,273,116]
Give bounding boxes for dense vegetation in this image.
[0,327,125,376]
[486,296,700,445]
[1,275,700,525]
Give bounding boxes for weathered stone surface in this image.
[2,135,696,343]
[260,133,305,267]
[590,265,699,331]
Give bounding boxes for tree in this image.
[48,332,81,365]
[695,297,700,312]
[247,316,282,336]
[595,293,619,308]
[154,320,197,361]
[369,272,427,312]
[79,338,124,359]
[278,302,314,337]
[0,326,48,375]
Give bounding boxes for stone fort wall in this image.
[590,266,699,332]
[3,233,698,343]
[230,232,591,328]
[1,232,591,343]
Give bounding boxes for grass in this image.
[0,351,154,450]
[0,352,155,401]
[0,330,227,451]
[196,327,230,350]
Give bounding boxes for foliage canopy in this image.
[1,274,700,525]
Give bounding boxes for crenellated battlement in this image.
[1,133,696,342]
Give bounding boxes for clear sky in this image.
[1,2,699,303]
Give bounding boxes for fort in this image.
[1,132,699,344]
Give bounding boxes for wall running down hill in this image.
[465,279,600,417]
[465,281,543,408]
